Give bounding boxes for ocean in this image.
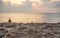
[0,13,60,23]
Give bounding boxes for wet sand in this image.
[0,23,60,38]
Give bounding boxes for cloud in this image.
[42,1,60,8]
[33,1,60,13]
[48,1,60,8]
[41,0,51,2]
[0,0,4,12]
[33,7,60,13]
[40,0,60,8]
[16,2,32,12]
[0,0,60,13]
[0,0,33,12]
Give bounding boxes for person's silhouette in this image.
[8,18,12,23]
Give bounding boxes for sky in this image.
[0,0,60,23]
[0,0,60,13]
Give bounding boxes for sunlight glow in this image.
[2,0,25,5]
[2,0,59,5]
[10,0,25,5]
[2,0,42,5]
[0,13,44,23]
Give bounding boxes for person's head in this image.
[8,18,12,23]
